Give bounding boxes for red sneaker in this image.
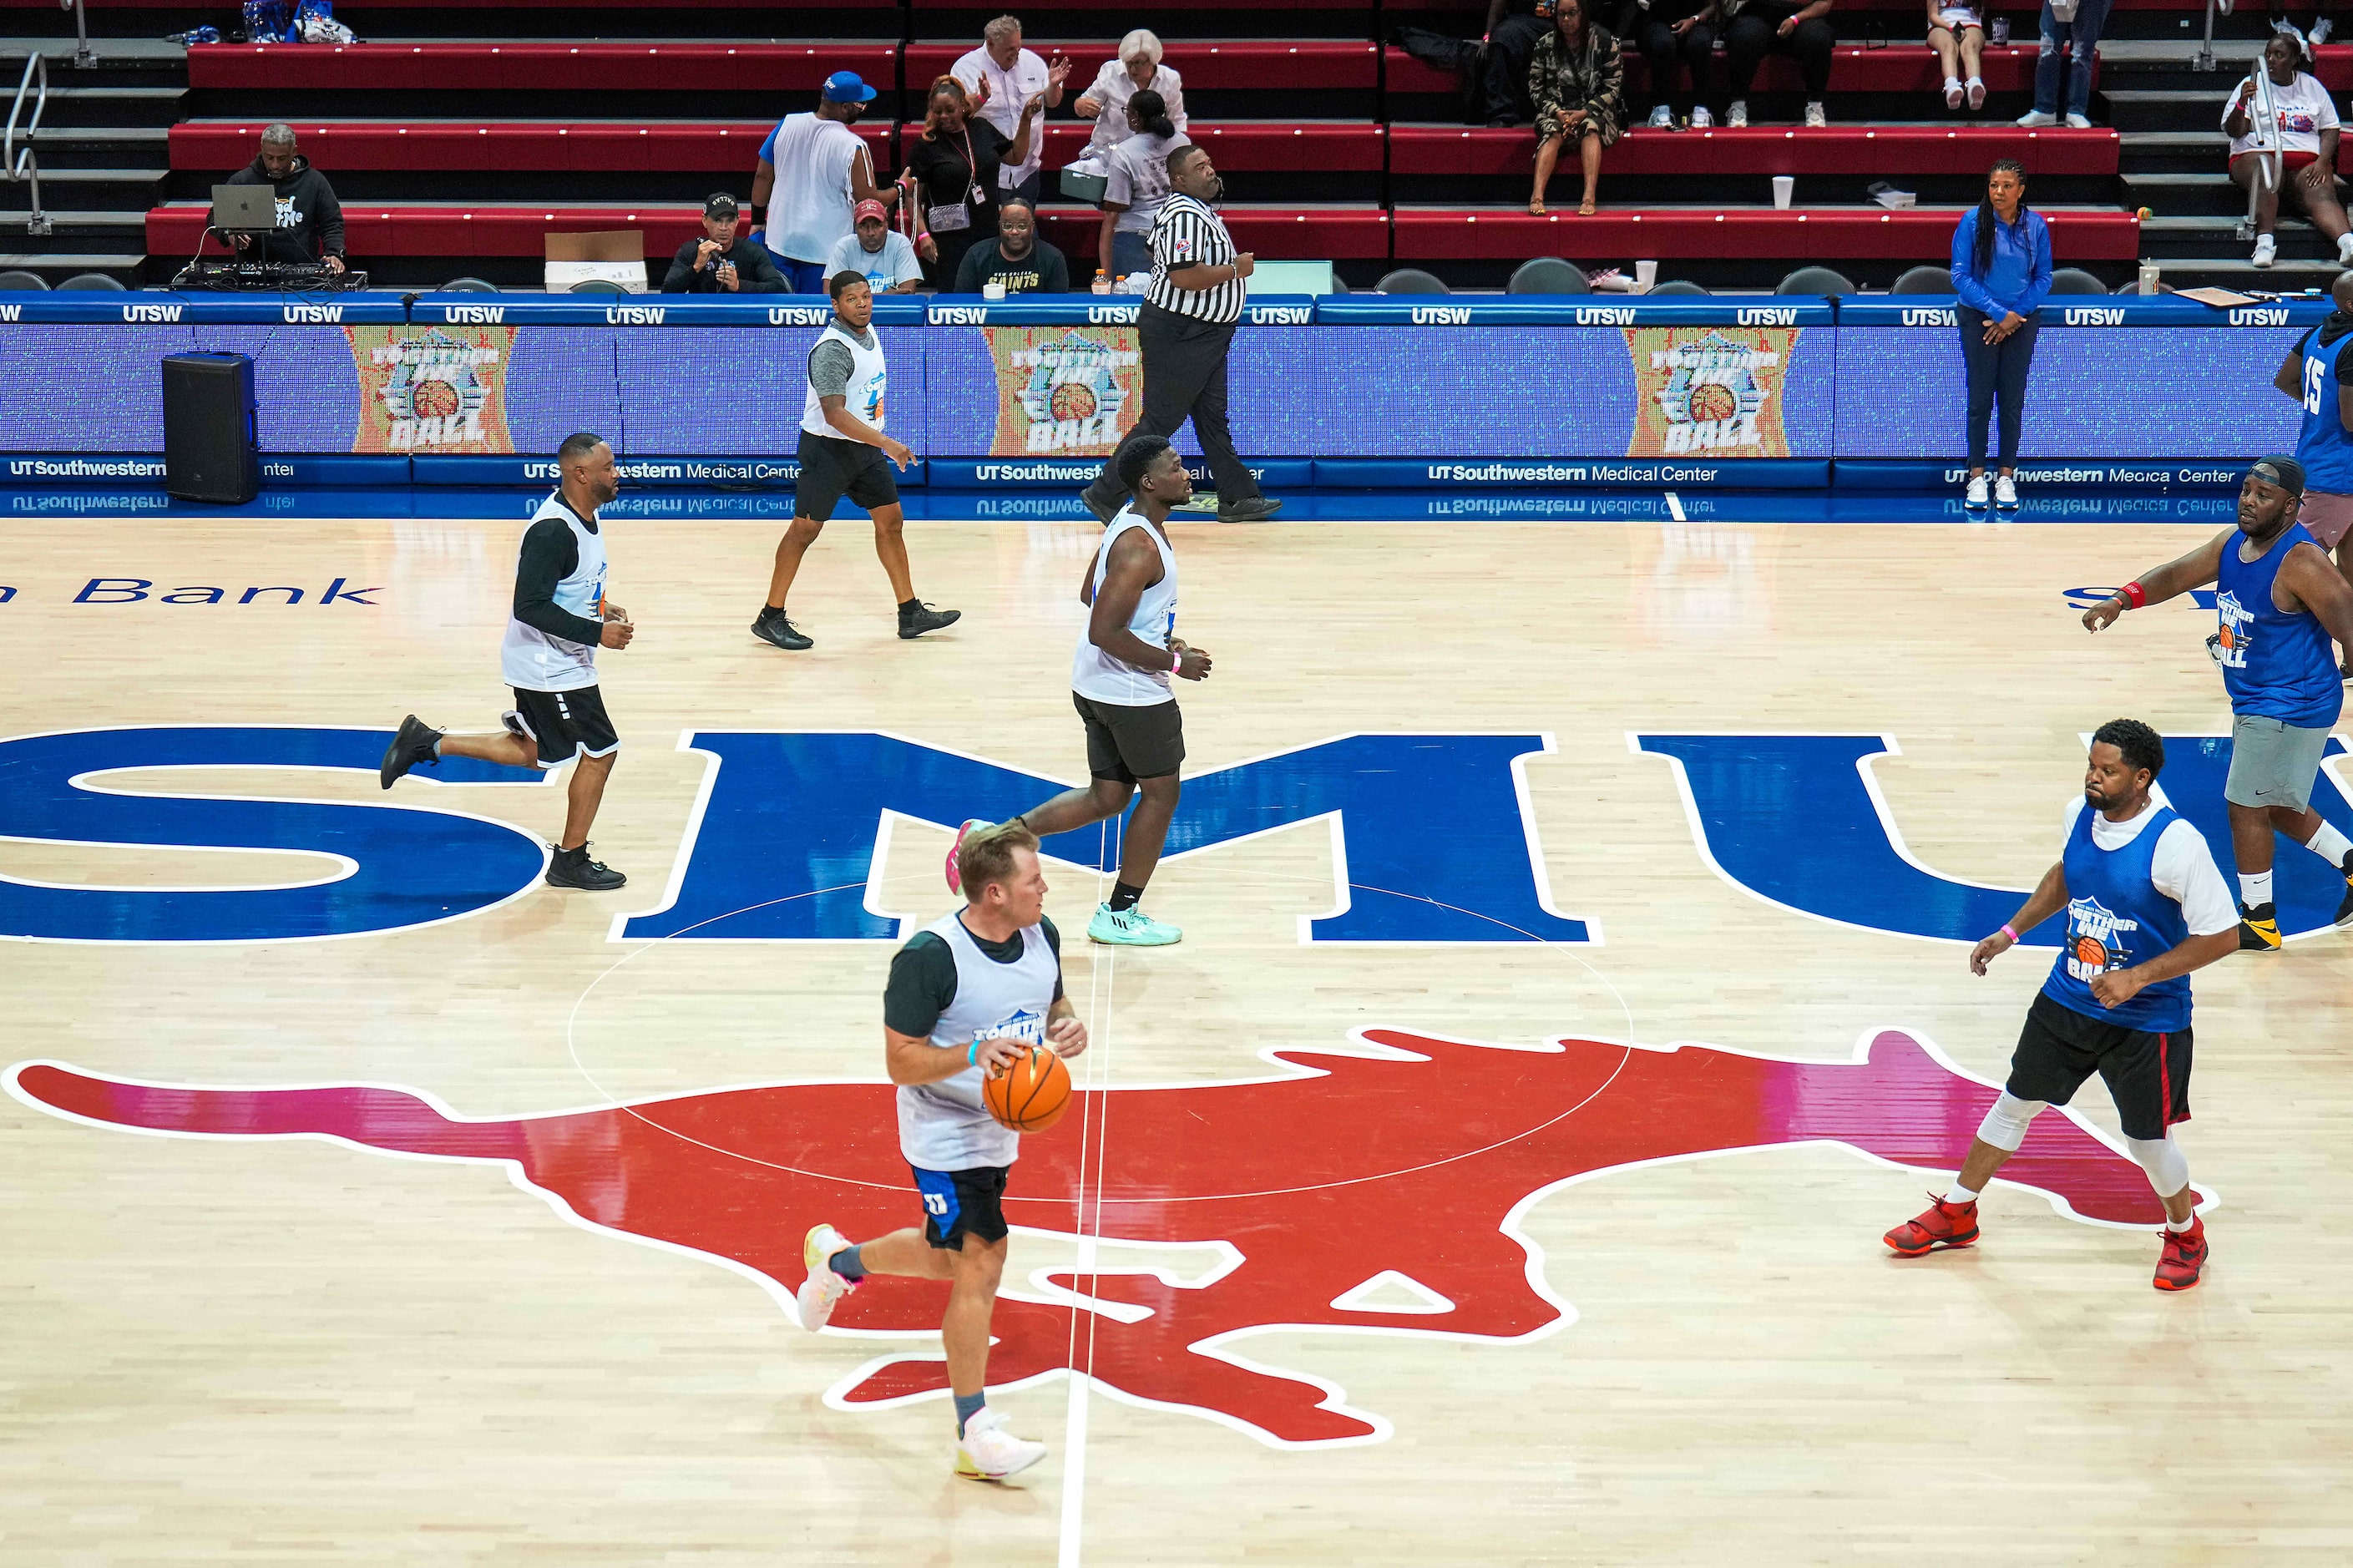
[1885,1194,1980,1257]
[2153,1216,2208,1292]
[944,818,989,894]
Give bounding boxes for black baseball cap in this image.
[704,193,741,219]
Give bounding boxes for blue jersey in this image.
[2293,327,2353,497]
[2215,521,2344,727]
[2040,802,2194,1034]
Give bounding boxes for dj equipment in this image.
[169,258,371,291]
[160,352,261,504]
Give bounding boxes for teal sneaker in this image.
[1087,902,1182,946]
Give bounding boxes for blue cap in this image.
[822,70,878,104]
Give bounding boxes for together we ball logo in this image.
[347,324,516,454]
[985,326,1140,456]
[1624,325,1796,458]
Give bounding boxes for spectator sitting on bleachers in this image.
[908,76,1042,291]
[753,70,895,296]
[1709,0,1835,128]
[1632,0,1723,129]
[1096,91,1187,282]
[827,198,929,292]
[954,197,1070,292]
[2227,32,2353,269]
[952,15,1073,206]
[661,194,789,293]
[1528,0,1626,215]
[1074,31,1187,160]
[1929,0,1987,113]
[1480,0,1553,127]
[216,123,346,273]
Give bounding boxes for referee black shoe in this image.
[1217,496,1283,524]
[898,601,962,640]
[1080,488,1118,526]
[378,714,443,790]
[546,842,626,891]
[751,605,813,650]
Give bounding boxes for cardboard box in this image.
[544,229,648,294]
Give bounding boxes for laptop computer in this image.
[210,184,278,232]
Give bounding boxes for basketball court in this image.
[6,507,2350,1564]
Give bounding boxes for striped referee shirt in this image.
[1146,193,1244,324]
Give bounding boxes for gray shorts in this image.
[2225,712,2332,811]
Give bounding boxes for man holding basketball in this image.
[795,821,1086,1481]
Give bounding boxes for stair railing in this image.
[4,52,50,236]
[63,0,96,72]
[2236,58,2281,243]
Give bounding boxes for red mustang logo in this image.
[7,1027,2174,1447]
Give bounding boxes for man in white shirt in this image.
[751,70,896,296]
[826,198,929,293]
[952,16,1072,206]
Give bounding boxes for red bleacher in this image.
[1392,208,2141,262]
[1389,125,2118,179]
[897,120,1384,173]
[185,42,901,93]
[172,119,896,173]
[150,203,711,259]
[1386,44,2059,102]
[902,39,1379,92]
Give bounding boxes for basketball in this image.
[982,1044,1071,1133]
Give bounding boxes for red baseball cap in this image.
[853,199,889,224]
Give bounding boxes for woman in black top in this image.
[905,75,1041,288]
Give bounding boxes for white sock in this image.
[1944,1181,1980,1205]
[2166,1213,2196,1232]
[2306,821,2353,868]
[2240,870,2274,907]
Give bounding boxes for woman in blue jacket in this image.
[1951,159,2053,511]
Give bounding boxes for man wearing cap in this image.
[826,197,929,294]
[660,194,790,294]
[2083,455,2353,947]
[753,71,896,296]
[952,16,1073,207]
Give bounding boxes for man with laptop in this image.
[211,124,347,272]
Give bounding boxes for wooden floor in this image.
[5,512,2352,1565]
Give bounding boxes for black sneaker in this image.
[378,714,443,790]
[2336,856,2353,928]
[1080,488,1119,525]
[546,843,627,891]
[898,602,962,640]
[1217,496,1283,523]
[751,606,813,650]
[2238,900,2283,951]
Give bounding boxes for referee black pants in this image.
[1083,302,1263,513]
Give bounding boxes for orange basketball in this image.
[982,1045,1071,1133]
[2073,935,2108,969]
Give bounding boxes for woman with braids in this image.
[1950,159,2052,513]
[1526,0,1625,216]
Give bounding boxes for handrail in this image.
[2238,57,2281,240]
[63,0,96,72]
[4,52,50,236]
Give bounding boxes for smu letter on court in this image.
[620,732,1587,943]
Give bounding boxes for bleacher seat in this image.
[1890,265,1954,292]
[1506,256,1586,294]
[1032,203,1390,266]
[1376,267,1450,293]
[148,202,710,260]
[2048,266,2108,293]
[1778,265,1859,296]
[172,119,898,175]
[0,269,48,290]
[1384,44,2064,112]
[1389,125,2117,180]
[187,42,903,94]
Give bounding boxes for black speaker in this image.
[161,352,260,503]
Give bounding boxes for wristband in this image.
[968,1041,979,1066]
[2121,581,2146,609]
[2000,923,2021,943]
[1171,647,1182,673]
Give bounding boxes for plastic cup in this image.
[1772,175,1794,210]
[1636,260,1658,291]
[982,281,1007,301]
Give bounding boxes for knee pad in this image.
[1975,1091,2047,1152]
[2126,1135,2191,1199]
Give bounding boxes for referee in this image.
[1080,144,1281,525]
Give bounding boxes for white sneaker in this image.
[2336,230,2353,264]
[1727,99,1749,129]
[795,1222,858,1332]
[1965,473,1990,508]
[1087,901,1182,946]
[1648,104,1674,129]
[1994,473,2019,510]
[1945,76,1963,109]
[2315,17,2335,42]
[1966,76,1986,110]
[2274,15,2308,40]
[2016,109,2059,127]
[1690,105,1715,128]
[955,1408,1048,1481]
[1804,100,1828,128]
[2064,112,2093,129]
[2254,232,2279,267]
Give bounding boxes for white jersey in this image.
[1070,505,1178,706]
[2060,791,2238,938]
[499,493,605,692]
[898,911,1060,1170]
[764,111,863,266]
[801,321,887,440]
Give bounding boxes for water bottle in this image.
[1091,270,1111,296]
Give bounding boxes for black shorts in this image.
[508,684,620,770]
[913,1163,1011,1250]
[2006,991,2193,1142]
[1073,691,1184,783]
[792,429,898,520]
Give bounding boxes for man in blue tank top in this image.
[1885,721,2239,1290]
[2273,271,2353,671]
[2082,456,2353,948]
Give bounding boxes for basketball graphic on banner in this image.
[983,325,1143,456]
[346,324,517,454]
[1624,325,1798,458]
